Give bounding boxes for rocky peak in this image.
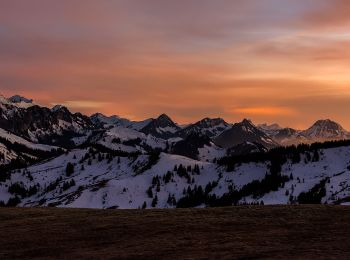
[9,95,33,104]
[156,114,176,127]
[197,117,227,128]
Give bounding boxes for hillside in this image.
[1,206,350,259]
[1,140,350,208]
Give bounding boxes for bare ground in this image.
[0,205,350,259]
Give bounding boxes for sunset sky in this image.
[1,0,350,129]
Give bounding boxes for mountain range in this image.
[1,94,350,208]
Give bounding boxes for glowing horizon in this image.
[1,0,350,129]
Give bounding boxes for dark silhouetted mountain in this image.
[214,119,278,149]
[140,114,180,139]
[227,141,268,156]
[171,132,211,160]
[9,95,33,104]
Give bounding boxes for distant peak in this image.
[200,117,211,122]
[156,114,176,125]
[312,119,343,129]
[91,112,104,117]
[197,117,227,127]
[258,123,282,130]
[9,95,33,104]
[91,112,120,119]
[241,118,254,125]
[51,104,69,113]
[200,117,224,123]
[157,113,172,121]
[314,119,335,124]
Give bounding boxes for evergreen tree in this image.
[151,195,158,207]
[167,193,172,205]
[7,196,21,207]
[66,162,74,177]
[147,187,153,198]
[313,150,320,162]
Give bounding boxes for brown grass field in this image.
[1,205,350,259]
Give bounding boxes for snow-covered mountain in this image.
[259,126,303,146]
[258,123,282,134]
[259,120,349,146]
[90,113,131,128]
[140,114,180,139]
[214,119,278,149]
[8,95,34,108]
[300,119,349,142]
[96,126,166,153]
[0,96,94,147]
[90,113,154,132]
[177,118,230,138]
[273,128,305,146]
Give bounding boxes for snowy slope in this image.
[0,128,59,152]
[0,151,217,208]
[0,128,61,166]
[0,143,17,165]
[96,126,166,153]
[2,143,350,208]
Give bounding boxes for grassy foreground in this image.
[0,206,350,259]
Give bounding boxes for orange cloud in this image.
[301,0,350,30]
[1,1,350,129]
[231,107,297,116]
[51,101,110,109]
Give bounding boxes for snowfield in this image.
[2,144,350,209]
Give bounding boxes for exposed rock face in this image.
[0,97,94,147]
